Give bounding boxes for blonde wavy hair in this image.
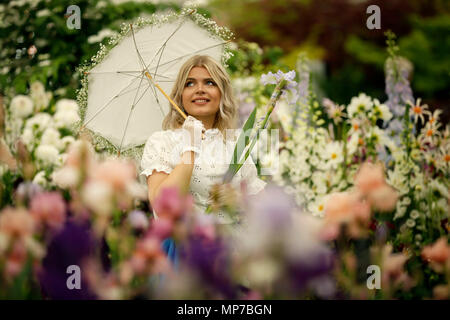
[162,55,237,138]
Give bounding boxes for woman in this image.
[140,55,266,227]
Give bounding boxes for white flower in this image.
[410,210,420,219]
[32,171,48,187]
[307,196,327,217]
[393,202,407,220]
[406,219,415,228]
[32,92,50,112]
[82,181,113,216]
[233,76,257,90]
[437,198,448,212]
[30,81,45,96]
[311,172,327,195]
[25,113,53,132]
[275,100,293,132]
[21,127,35,149]
[347,133,360,155]
[54,110,80,129]
[41,127,62,150]
[10,95,33,118]
[368,126,390,147]
[371,99,393,122]
[125,181,147,200]
[429,180,448,198]
[35,144,59,166]
[60,136,76,151]
[36,9,51,17]
[87,28,117,44]
[347,93,373,118]
[55,99,79,113]
[323,141,343,169]
[51,167,80,189]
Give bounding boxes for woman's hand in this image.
[180,115,205,157]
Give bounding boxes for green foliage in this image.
[0,0,181,98]
[345,14,450,100]
[399,14,450,98]
[226,40,286,76]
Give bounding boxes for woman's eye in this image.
[185,81,194,87]
[206,80,216,86]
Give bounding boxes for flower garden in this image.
[0,1,449,300]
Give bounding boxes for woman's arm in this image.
[146,150,195,206]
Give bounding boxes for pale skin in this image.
[146,66,221,206]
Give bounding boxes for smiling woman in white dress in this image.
[140,55,266,225]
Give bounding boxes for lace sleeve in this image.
[241,155,267,195]
[140,131,176,178]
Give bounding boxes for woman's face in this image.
[181,67,221,121]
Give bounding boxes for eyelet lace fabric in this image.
[140,128,266,223]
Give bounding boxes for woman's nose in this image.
[195,84,205,93]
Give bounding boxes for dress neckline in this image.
[204,127,220,138]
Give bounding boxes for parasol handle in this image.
[144,71,187,120]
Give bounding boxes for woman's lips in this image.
[192,99,210,105]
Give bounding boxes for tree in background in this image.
[0,0,181,98]
[208,0,450,122]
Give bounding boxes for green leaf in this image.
[223,106,257,183]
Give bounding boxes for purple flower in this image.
[38,220,109,299]
[15,182,43,204]
[383,56,414,146]
[250,185,295,232]
[260,70,297,86]
[179,235,236,299]
[287,246,336,297]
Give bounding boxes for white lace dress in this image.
[140,128,266,223]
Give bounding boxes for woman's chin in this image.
[188,109,217,118]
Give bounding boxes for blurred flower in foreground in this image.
[233,185,336,298]
[421,237,450,273]
[30,191,67,232]
[152,187,193,222]
[322,162,398,240]
[38,221,100,299]
[0,207,44,279]
[354,162,398,212]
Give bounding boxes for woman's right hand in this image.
[180,115,205,157]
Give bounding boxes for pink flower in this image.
[27,45,37,56]
[130,235,164,274]
[152,187,193,221]
[65,140,96,170]
[368,184,398,212]
[0,207,34,239]
[93,159,136,192]
[30,192,67,231]
[377,244,413,291]
[324,192,358,224]
[4,241,27,278]
[127,210,149,231]
[422,238,450,264]
[193,217,216,241]
[383,248,409,278]
[323,192,372,239]
[149,218,173,240]
[354,162,385,195]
